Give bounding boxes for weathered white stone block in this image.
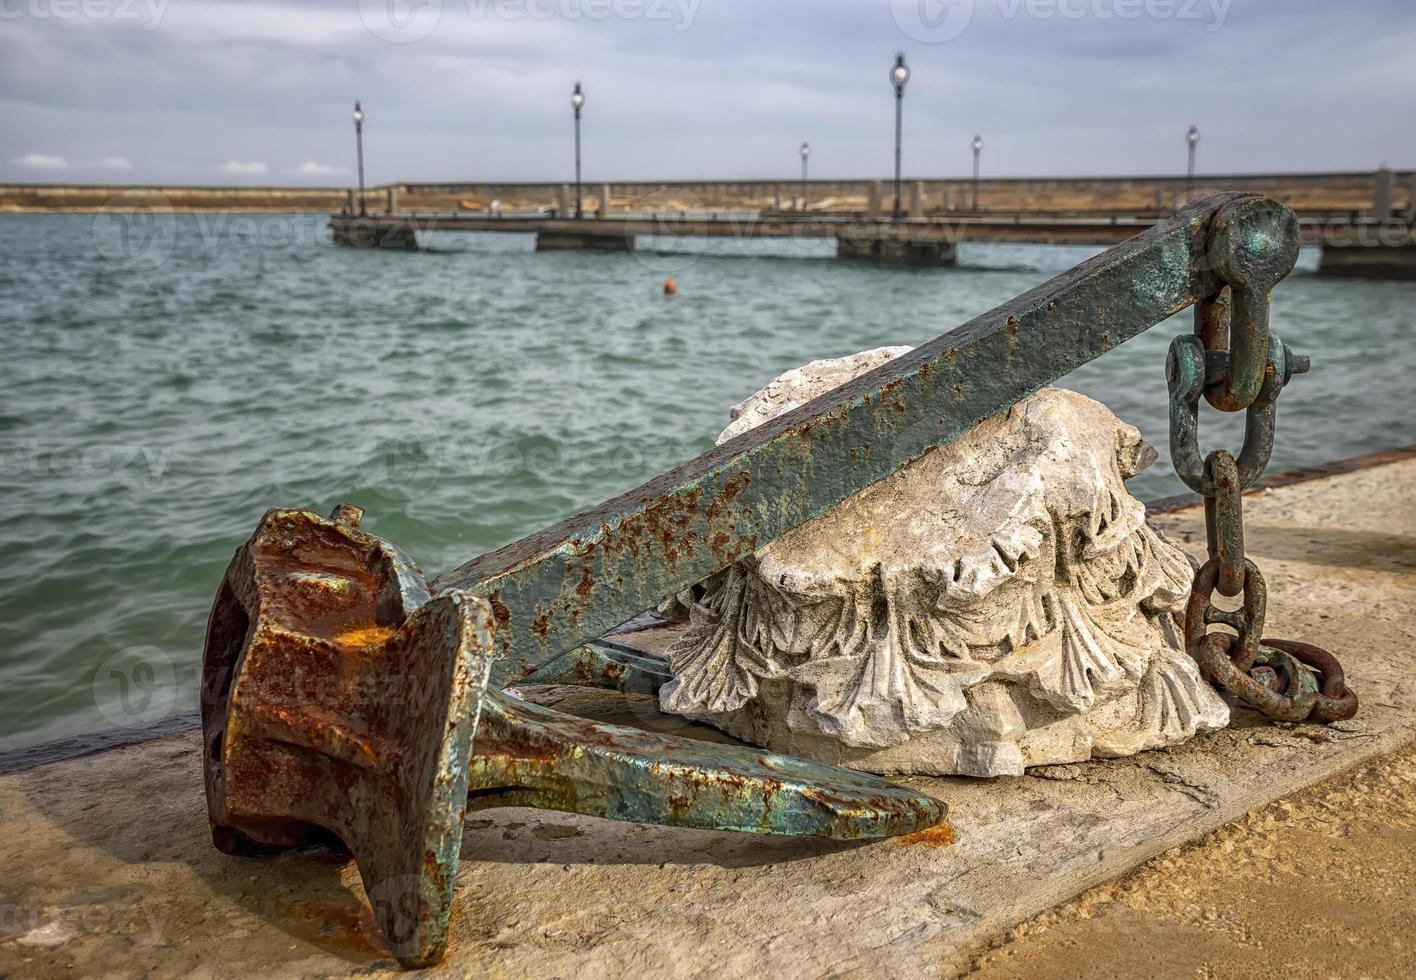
[658,347,1229,776]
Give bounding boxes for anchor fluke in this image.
[201,506,946,967]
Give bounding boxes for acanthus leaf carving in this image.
[657,348,1230,776]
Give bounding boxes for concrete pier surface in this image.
[1,454,1413,978]
[971,741,1416,977]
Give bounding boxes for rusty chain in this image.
[1166,198,1358,724]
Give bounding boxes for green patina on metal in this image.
[1168,199,1357,724]
[469,689,942,838]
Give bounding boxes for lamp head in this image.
[352,101,364,125]
[571,82,585,111]
[890,52,910,91]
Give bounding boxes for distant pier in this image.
[330,197,1416,276]
[3,171,1409,276]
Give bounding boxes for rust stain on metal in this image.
[575,566,595,602]
[489,593,511,624]
[706,471,750,523]
[335,624,396,649]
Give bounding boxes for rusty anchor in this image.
[203,504,945,967]
[204,193,1348,967]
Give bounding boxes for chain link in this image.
[1166,198,1358,724]
[1205,450,1245,598]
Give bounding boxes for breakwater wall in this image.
[0,184,350,212]
[397,170,1415,216]
[3,170,1412,216]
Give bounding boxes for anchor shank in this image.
[435,194,1247,686]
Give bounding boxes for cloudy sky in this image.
[2,0,1413,185]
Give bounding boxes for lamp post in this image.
[352,101,366,217]
[799,141,810,210]
[1185,125,1199,197]
[890,51,909,220]
[571,82,585,219]
[971,134,983,211]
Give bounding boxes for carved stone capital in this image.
[657,348,1228,776]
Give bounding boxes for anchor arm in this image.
[514,638,673,693]
[468,689,942,839]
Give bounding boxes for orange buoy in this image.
[663,277,677,295]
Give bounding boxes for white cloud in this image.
[157,0,567,49]
[17,153,69,170]
[219,160,268,175]
[99,156,132,170]
[160,1,363,46]
[294,161,348,176]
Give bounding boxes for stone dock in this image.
[1,452,1413,978]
